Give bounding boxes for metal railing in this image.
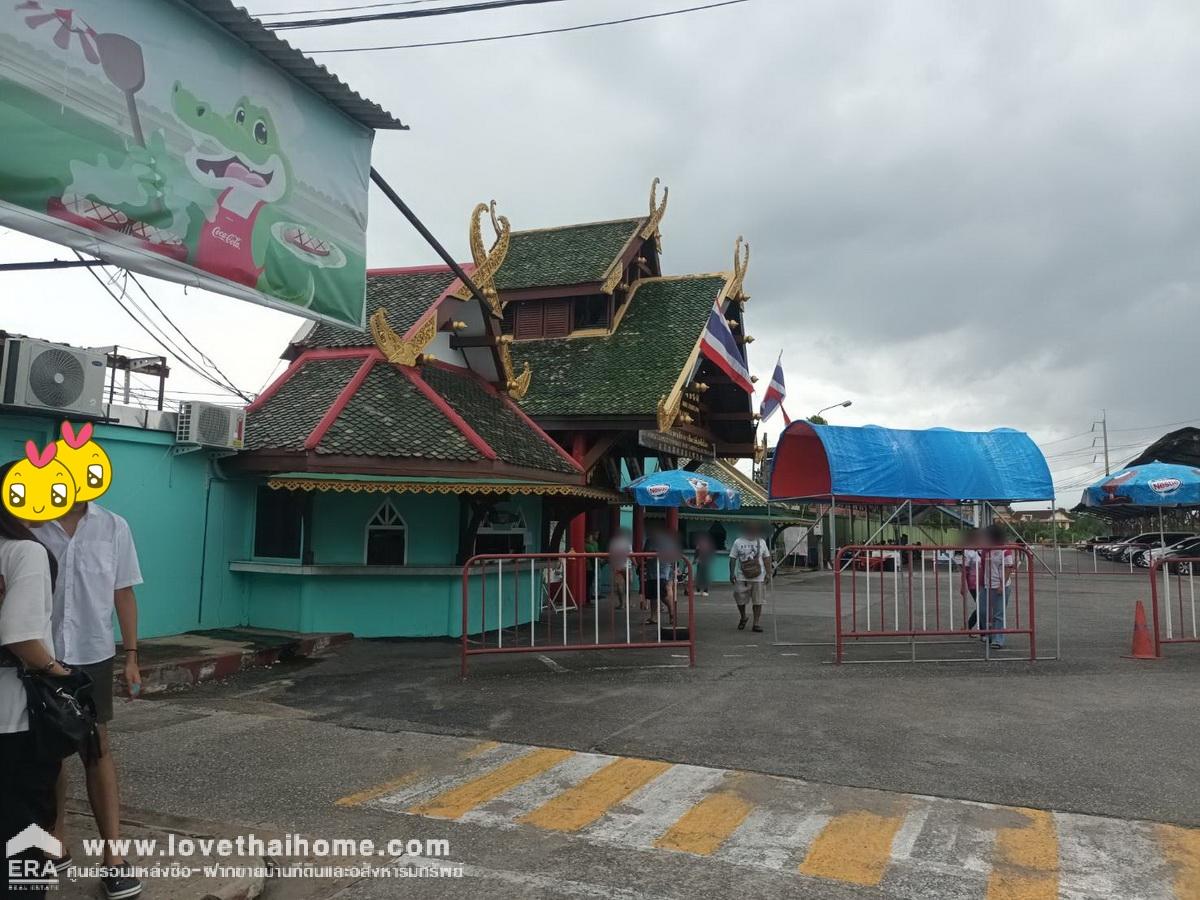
[833,544,1038,664]
[1148,555,1200,656]
[460,551,695,676]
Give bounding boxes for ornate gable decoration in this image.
[451,200,510,316]
[728,235,751,302]
[640,177,669,250]
[370,308,436,367]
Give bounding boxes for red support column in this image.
[665,508,680,534]
[570,434,589,606]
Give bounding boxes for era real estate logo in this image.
[6,824,63,889]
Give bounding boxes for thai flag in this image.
[759,355,788,423]
[700,302,753,392]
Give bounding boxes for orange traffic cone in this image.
[1122,600,1158,660]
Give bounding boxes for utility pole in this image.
[1091,411,1110,475]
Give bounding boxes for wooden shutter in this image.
[514,302,543,339]
[543,300,572,337]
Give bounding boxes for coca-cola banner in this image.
[0,0,374,328]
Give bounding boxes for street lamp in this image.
[815,400,853,417]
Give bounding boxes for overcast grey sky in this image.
[4,0,1198,499]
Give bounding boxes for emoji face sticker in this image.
[3,440,77,522]
[55,421,111,502]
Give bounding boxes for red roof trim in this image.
[402,262,477,340]
[247,347,380,414]
[399,365,498,460]
[424,360,583,473]
[246,356,305,414]
[304,354,381,452]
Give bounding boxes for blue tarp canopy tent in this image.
[767,422,1053,503]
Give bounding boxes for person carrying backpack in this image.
[728,523,771,633]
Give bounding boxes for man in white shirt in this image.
[35,502,143,899]
[980,524,1016,649]
[728,523,771,633]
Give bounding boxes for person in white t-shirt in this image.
[728,523,771,633]
[979,524,1016,649]
[35,503,143,899]
[1,461,67,899]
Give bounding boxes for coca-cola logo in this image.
[210,225,242,249]
[646,484,670,499]
[1149,477,1182,495]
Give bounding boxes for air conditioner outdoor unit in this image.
[176,401,245,450]
[1,338,107,416]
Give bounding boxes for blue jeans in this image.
[979,585,1008,646]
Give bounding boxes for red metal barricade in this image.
[460,551,695,676]
[833,544,1037,664]
[1148,556,1200,656]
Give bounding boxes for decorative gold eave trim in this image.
[267,477,622,501]
[655,273,737,431]
[640,177,669,250]
[451,200,510,316]
[370,308,436,366]
[728,235,751,302]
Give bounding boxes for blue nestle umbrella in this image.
[1081,461,1200,509]
[627,469,742,510]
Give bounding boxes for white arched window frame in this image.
[364,500,408,565]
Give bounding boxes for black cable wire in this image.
[77,256,250,401]
[124,270,249,401]
[255,0,451,17]
[268,0,572,29]
[306,0,751,52]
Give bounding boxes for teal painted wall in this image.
[0,413,254,639]
[242,491,545,638]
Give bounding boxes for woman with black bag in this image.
[1,460,74,899]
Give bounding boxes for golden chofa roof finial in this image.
[451,200,510,317]
[641,177,669,249]
[370,308,436,367]
[729,235,750,302]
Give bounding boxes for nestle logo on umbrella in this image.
[646,484,670,499]
[1149,478,1182,495]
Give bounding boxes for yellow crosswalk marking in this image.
[986,808,1059,900]
[334,769,427,808]
[799,807,907,886]
[655,788,753,856]
[410,748,575,820]
[1159,823,1200,900]
[519,758,672,832]
[334,740,501,807]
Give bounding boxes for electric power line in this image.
[268,0,574,29]
[305,0,752,53]
[77,256,250,402]
[254,0,453,17]
[124,271,249,401]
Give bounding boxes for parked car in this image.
[1134,536,1200,568]
[1098,533,1165,560]
[1116,532,1196,563]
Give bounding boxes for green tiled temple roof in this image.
[245,355,579,475]
[420,365,578,474]
[319,365,478,461]
[244,357,361,451]
[296,269,456,349]
[513,275,728,417]
[494,219,645,292]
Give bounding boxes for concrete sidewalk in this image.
[116,628,352,694]
[55,802,266,900]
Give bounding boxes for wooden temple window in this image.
[253,487,308,561]
[573,295,610,331]
[510,299,573,340]
[365,501,408,565]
